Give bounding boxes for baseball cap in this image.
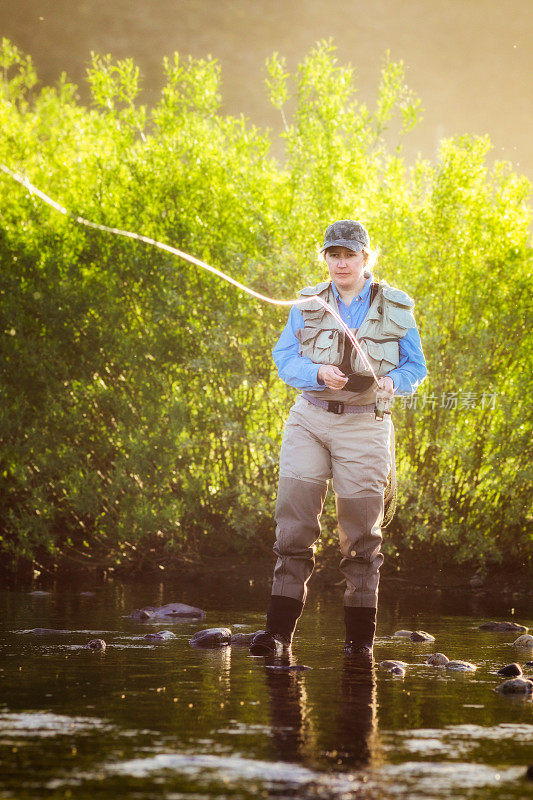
[320,219,370,253]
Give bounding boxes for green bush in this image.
[0,38,531,572]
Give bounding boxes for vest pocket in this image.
[351,339,399,376]
[296,326,343,365]
[381,303,416,337]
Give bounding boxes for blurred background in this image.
[2,0,532,180]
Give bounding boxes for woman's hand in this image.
[376,376,394,400]
[317,365,348,390]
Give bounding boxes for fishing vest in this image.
[295,279,416,378]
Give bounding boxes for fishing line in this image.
[0,163,381,383]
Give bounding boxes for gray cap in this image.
[320,219,370,253]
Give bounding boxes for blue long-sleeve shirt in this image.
[272,276,427,395]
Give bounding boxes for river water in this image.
[1,576,532,799]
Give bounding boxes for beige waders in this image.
[272,395,392,609]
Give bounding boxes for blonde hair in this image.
[362,245,379,270]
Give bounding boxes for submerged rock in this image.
[379,660,408,670]
[143,630,176,642]
[87,639,106,652]
[265,664,311,672]
[28,590,51,597]
[495,678,533,695]
[393,630,412,638]
[189,628,232,647]
[131,603,205,621]
[230,632,261,646]
[513,634,533,648]
[410,630,435,642]
[22,628,72,635]
[479,621,528,633]
[445,660,477,672]
[388,665,406,677]
[426,653,449,666]
[497,663,522,677]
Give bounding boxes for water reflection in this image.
[262,652,378,770]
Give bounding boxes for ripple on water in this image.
[0,711,111,738]
[380,762,524,798]
[107,752,371,794]
[382,722,533,758]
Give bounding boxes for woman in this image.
[250,220,427,658]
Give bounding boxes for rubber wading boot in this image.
[249,595,304,656]
[344,606,376,656]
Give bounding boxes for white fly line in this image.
[0,163,381,383]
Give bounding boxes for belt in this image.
[302,392,374,415]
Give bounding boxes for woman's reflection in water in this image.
[263,654,377,769]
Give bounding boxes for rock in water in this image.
[131,603,205,621]
[265,664,311,672]
[478,621,528,633]
[426,653,449,666]
[87,639,106,651]
[513,634,533,648]
[496,663,522,677]
[379,660,408,670]
[410,630,435,642]
[230,632,261,646]
[445,660,477,672]
[495,678,533,695]
[393,630,413,638]
[143,630,176,641]
[189,628,232,647]
[388,665,406,677]
[22,629,72,635]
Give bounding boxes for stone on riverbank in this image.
[445,660,477,672]
[426,653,449,666]
[143,630,176,641]
[496,663,522,677]
[131,603,205,621]
[410,630,435,642]
[495,678,533,695]
[190,628,232,647]
[513,635,533,648]
[478,621,528,633]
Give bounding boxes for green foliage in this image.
[0,38,531,573]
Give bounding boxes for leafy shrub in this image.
[0,38,531,572]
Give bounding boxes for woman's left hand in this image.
[376,376,394,399]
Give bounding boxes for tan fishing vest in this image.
[295,279,416,379]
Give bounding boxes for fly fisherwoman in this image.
[250,220,427,658]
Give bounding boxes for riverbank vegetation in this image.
[1,38,531,576]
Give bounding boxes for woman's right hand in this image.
[317,365,348,390]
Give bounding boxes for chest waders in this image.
[250,279,417,657]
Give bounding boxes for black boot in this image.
[250,595,303,656]
[344,606,376,656]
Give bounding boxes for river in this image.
[1,574,532,798]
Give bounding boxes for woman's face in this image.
[324,246,366,293]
